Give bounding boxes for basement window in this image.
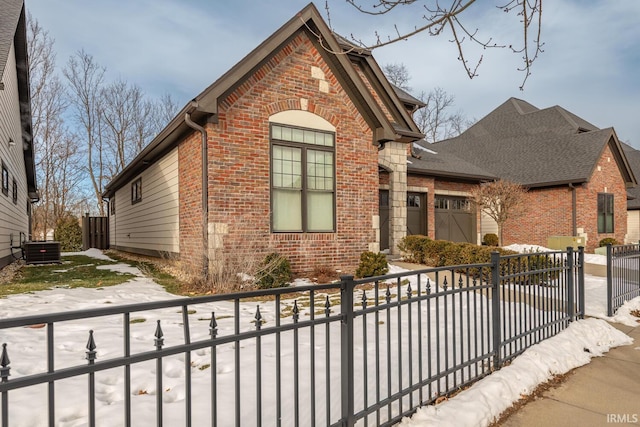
[597,193,614,233]
[131,178,142,204]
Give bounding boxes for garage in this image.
[435,195,475,243]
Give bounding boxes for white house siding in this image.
[626,210,640,244]
[110,148,179,255]
[0,42,29,268]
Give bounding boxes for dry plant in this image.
[469,179,527,246]
[175,216,273,294]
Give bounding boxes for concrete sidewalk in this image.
[499,321,640,427]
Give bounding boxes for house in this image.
[622,142,640,243]
[103,3,423,275]
[0,0,38,269]
[408,98,636,252]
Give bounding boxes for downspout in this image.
[569,183,577,236]
[184,101,209,278]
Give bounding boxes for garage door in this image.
[435,195,475,243]
[379,190,390,251]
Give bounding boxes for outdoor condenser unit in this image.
[24,241,61,265]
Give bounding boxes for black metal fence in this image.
[0,248,584,426]
[606,243,640,316]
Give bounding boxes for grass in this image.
[107,253,184,295]
[1,256,136,298]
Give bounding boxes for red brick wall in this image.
[179,32,379,275]
[576,143,627,251]
[502,143,627,252]
[178,132,205,269]
[503,186,573,247]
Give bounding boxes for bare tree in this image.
[28,14,86,239]
[329,0,543,88]
[382,63,411,90]
[469,179,527,246]
[414,87,469,142]
[63,50,107,215]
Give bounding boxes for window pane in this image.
[307,192,334,231]
[606,214,614,233]
[273,146,301,189]
[598,213,605,233]
[273,189,302,231]
[272,126,282,140]
[292,128,304,142]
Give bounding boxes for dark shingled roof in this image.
[622,143,640,209]
[0,0,23,81]
[426,98,635,188]
[409,141,496,181]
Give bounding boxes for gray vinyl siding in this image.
[0,42,29,268]
[626,210,640,244]
[109,147,179,254]
[480,211,499,241]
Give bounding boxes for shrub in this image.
[355,251,389,278]
[482,233,499,246]
[397,235,431,263]
[598,237,619,247]
[255,253,292,289]
[54,215,82,251]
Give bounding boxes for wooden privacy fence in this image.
[82,215,109,250]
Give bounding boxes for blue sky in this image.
[26,0,640,148]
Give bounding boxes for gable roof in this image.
[0,0,37,200]
[409,141,496,181]
[104,3,422,197]
[621,142,640,209]
[0,0,23,84]
[429,98,635,188]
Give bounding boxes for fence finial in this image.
[85,330,97,363]
[254,305,263,330]
[154,320,164,350]
[0,343,10,382]
[209,312,218,339]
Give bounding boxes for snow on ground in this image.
[0,248,637,426]
[398,318,632,427]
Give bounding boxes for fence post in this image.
[606,244,613,317]
[566,247,575,322]
[490,252,501,371]
[340,275,355,427]
[577,246,585,319]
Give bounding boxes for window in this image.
[1,162,8,196]
[110,196,116,215]
[131,178,142,204]
[12,179,17,204]
[597,193,614,233]
[271,124,335,232]
[407,194,421,208]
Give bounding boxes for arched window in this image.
[269,111,336,232]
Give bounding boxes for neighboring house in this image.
[103,3,423,274]
[622,142,640,243]
[0,0,38,269]
[409,98,636,252]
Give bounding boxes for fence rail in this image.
[606,243,640,316]
[0,248,584,426]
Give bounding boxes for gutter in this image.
[184,101,209,279]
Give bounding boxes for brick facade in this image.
[503,143,627,252]
[178,33,379,274]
